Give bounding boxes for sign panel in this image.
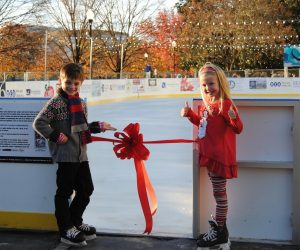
[284,46,300,67]
[0,98,52,163]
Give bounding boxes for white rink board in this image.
[193,99,299,242]
[0,90,299,240]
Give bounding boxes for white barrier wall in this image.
[1,77,300,101]
[0,78,300,242]
[192,99,300,244]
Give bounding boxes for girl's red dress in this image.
[187,99,243,179]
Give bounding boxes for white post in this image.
[284,66,288,78]
[120,43,124,79]
[89,38,93,80]
[44,30,48,80]
[87,9,94,80]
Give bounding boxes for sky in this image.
[154,0,177,11]
[161,0,177,9]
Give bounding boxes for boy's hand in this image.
[181,101,190,117]
[57,132,68,144]
[228,105,236,119]
[101,122,117,131]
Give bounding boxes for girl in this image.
[181,62,243,250]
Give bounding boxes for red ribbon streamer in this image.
[91,123,195,234]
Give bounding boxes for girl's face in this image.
[200,73,220,102]
[60,77,83,96]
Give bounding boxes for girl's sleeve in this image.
[186,108,201,126]
[221,100,243,134]
[32,100,60,142]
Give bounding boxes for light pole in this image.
[144,52,148,61]
[144,53,149,78]
[120,43,124,79]
[44,30,48,80]
[171,40,177,77]
[87,9,94,80]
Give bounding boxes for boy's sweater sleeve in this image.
[186,108,201,126]
[32,101,60,142]
[83,99,103,133]
[88,122,103,133]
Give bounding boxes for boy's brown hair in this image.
[60,63,84,81]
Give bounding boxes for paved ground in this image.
[0,230,300,250]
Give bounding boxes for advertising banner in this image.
[284,46,300,67]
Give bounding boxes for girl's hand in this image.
[57,132,68,144]
[181,101,190,117]
[101,122,117,131]
[228,105,236,119]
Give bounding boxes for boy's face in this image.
[60,77,83,96]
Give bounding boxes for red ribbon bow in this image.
[91,123,195,234]
[112,123,157,234]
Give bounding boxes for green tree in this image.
[280,0,300,35]
[177,0,298,70]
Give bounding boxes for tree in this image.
[0,23,43,73]
[0,0,47,75]
[92,0,163,77]
[0,0,43,25]
[36,0,165,78]
[280,0,300,35]
[137,10,185,76]
[177,0,298,71]
[39,0,103,66]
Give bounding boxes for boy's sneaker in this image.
[61,226,87,246]
[77,223,97,240]
[197,217,230,250]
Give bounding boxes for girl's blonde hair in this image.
[198,62,233,113]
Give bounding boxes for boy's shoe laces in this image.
[78,223,90,231]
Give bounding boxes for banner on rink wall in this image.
[0,77,300,101]
[0,98,52,163]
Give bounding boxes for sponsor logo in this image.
[5,89,16,97]
[132,79,140,85]
[229,80,235,89]
[148,79,157,87]
[249,80,267,89]
[293,81,300,87]
[0,81,6,97]
[269,81,292,88]
[270,82,281,87]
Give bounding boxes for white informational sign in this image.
[0,98,52,163]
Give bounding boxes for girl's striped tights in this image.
[209,172,228,227]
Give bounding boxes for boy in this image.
[33,63,116,246]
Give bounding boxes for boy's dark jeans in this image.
[55,161,94,234]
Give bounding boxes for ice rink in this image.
[84,97,195,238]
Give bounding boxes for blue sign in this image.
[284,47,300,67]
